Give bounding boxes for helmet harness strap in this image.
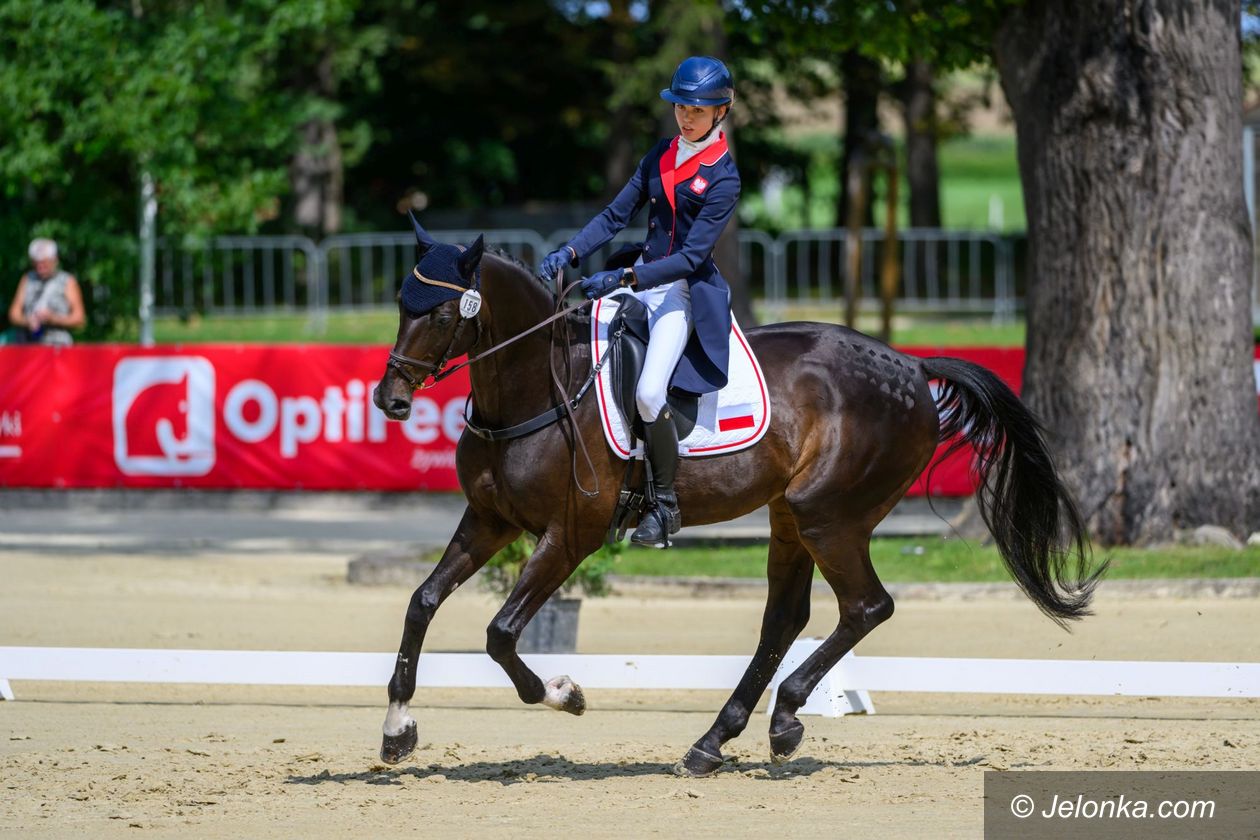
[697,101,732,142]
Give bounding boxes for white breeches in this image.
[630,279,693,423]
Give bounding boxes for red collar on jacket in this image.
[659,133,728,216]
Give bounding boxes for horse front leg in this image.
[380,505,519,765]
[485,528,593,716]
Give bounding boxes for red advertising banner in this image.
[0,345,469,490]
[1,344,1256,494]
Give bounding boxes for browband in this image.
[412,266,467,293]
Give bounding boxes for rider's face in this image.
[674,103,725,142]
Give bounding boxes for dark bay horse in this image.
[373,228,1102,777]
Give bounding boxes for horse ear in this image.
[457,234,485,279]
[408,210,439,255]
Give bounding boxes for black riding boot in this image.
[631,410,682,548]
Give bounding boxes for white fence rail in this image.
[4,644,1258,717]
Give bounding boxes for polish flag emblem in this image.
[717,403,756,432]
[689,176,708,194]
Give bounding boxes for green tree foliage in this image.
[343,1,618,222]
[733,0,1018,67]
[0,0,1029,336]
[0,0,380,336]
[728,1,1020,228]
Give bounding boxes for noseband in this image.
[386,268,594,393]
[387,306,483,391]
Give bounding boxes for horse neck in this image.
[469,255,570,426]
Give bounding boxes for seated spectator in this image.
[7,238,85,346]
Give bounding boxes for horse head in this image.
[373,214,485,420]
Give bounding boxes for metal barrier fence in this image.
[150,227,1019,322]
[319,230,549,309]
[768,228,1017,321]
[154,235,322,314]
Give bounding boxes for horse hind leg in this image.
[380,506,519,765]
[676,501,814,777]
[768,519,893,765]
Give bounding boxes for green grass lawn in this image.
[741,132,1025,232]
[146,309,398,345]
[143,307,1027,348]
[609,538,1260,583]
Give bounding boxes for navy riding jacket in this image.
[566,134,740,396]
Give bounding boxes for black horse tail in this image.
[920,356,1107,626]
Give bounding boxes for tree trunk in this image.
[900,58,941,228]
[291,51,343,237]
[603,0,637,200]
[837,50,882,228]
[995,0,1260,544]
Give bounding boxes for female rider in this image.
[538,56,740,548]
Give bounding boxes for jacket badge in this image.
[689,176,708,194]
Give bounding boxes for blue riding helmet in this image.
[660,56,733,107]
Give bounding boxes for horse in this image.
[372,223,1103,777]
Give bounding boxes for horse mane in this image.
[483,246,592,332]
[486,246,533,276]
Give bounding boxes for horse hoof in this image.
[769,720,805,765]
[380,720,418,766]
[543,675,586,716]
[673,745,725,777]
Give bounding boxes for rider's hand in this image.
[581,269,625,300]
[538,246,576,281]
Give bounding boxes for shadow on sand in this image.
[286,753,848,786]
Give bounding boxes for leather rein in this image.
[386,268,604,439]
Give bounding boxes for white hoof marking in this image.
[383,702,415,737]
[542,675,576,711]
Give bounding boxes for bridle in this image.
[385,262,592,392]
[386,313,482,392]
[384,260,609,497]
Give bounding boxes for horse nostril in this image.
[372,386,385,410]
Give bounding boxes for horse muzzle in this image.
[373,377,413,422]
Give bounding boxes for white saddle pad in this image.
[590,292,771,460]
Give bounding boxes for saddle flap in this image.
[609,316,647,433]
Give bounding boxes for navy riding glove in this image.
[538,246,575,281]
[581,269,626,300]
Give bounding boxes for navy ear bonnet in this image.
[401,243,475,316]
[399,213,484,316]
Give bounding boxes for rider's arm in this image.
[565,141,664,262]
[630,175,739,291]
